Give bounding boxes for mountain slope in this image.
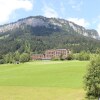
[0,16,100,56]
[0,16,99,39]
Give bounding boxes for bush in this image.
[66,53,73,60]
[84,55,100,99]
[74,51,90,61]
[0,59,4,64]
[20,53,30,63]
[51,57,60,61]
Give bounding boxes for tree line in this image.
[1,49,100,64]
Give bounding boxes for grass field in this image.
[0,61,89,100]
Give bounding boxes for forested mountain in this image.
[0,15,100,57]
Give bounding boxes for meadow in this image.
[0,61,89,100]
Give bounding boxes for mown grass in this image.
[0,61,88,100]
[0,86,85,100]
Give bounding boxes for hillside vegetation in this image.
[0,16,100,57]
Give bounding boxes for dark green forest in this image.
[0,25,100,54]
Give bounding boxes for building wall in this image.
[32,54,44,60]
[32,49,70,60]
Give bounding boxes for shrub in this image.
[84,55,100,99]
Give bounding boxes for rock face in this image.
[0,16,99,39]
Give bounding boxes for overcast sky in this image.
[0,0,100,34]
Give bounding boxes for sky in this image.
[0,0,100,34]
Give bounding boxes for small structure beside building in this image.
[32,54,44,60]
[32,49,71,60]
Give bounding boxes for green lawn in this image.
[0,61,88,100]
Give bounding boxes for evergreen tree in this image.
[24,41,31,53]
